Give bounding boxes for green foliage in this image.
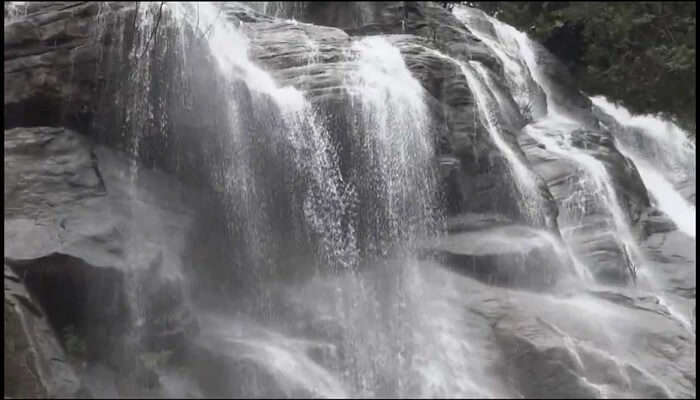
[62,325,87,358]
[440,1,696,134]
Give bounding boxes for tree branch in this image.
[200,6,224,41]
[141,1,165,58]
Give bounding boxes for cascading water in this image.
[426,50,547,227]
[248,2,308,20]
[95,1,184,353]
[4,1,27,22]
[448,8,692,396]
[170,3,359,306]
[524,115,645,278]
[468,61,549,225]
[591,95,696,333]
[452,7,546,120]
[512,42,650,284]
[591,96,696,177]
[157,2,694,398]
[325,36,495,397]
[6,2,695,398]
[347,37,440,252]
[420,46,588,285]
[127,3,455,397]
[592,96,696,238]
[453,8,646,282]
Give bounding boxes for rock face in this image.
[451,7,653,284]
[243,5,559,228]
[5,264,81,398]
[405,259,695,398]
[419,217,569,290]
[3,1,648,246]
[388,35,553,223]
[4,2,103,130]
[518,126,650,284]
[5,1,245,191]
[4,126,201,396]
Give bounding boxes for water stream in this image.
[6,2,694,398]
[139,3,695,397]
[146,3,695,396]
[453,8,647,282]
[426,49,548,227]
[592,95,696,238]
[155,3,449,397]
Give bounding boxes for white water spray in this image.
[452,7,546,119]
[592,96,696,238]
[457,9,647,281]
[425,48,546,226]
[349,36,439,248]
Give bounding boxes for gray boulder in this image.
[4,126,202,396]
[4,264,81,398]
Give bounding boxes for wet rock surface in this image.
[243,7,553,226]
[4,1,646,240]
[517,115,650,284]
[4,264,81,398]
[3,1,654,273]
[419,263,694,398]
[420,223,567,290]
[4,126,202,396]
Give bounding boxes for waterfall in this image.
[166,5,363,332]
[419,46,592,286]
[591,97,696,333]
[449,9,695,343]
[452,7,547,119]
[590,96,696,177]
[592,96,696,238]
[123,3,693,397]
[4,1,27,22]
[426,49,547,226]
[467,61,547,224]
[248,2,308,19]
[524,115,644,277]
[500,33,643,281]
[6,2,695,398]
[158,5,445,397]
[101,2,177,350]
[348,36,441,251]
[452,8,648,282]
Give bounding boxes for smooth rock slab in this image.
[420,224,569,290]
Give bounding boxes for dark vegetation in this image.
[441,1,696,134]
